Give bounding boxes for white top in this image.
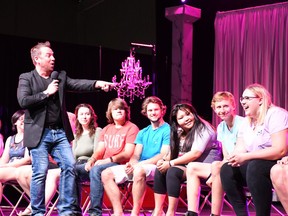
[238,106,288,152]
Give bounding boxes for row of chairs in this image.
[118,181,286,215]
[97,181,230,215]
[0,181,113,216]
[0,181,30,216]
[1,180,286,215]
[0,181,59,216]
[179,183,285,216]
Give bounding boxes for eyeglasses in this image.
[239,96,259,102]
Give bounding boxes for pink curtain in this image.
[213,2,288,126]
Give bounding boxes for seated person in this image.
[271,156,288,214]
[220,83,288,216]
[16,104,101,215]
[153,103,222,216]
[76,98,139,216]
[16,159,60,216]
[72,104,102,165]
[0,110,30,204]
[185,91,244,216]
[102,96,170,216]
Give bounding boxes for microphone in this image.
[50,71,59,99]
[51,71,59,80]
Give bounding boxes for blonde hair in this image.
[211,91,235,110]
[245,83,272,125]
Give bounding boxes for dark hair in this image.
[106,98,130,124]
[169,103,206,160]
[11,110,25,131]
[74,103,98,139]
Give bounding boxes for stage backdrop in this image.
[213,2,288,126]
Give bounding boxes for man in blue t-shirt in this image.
[102,96,170,216]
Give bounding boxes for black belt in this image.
[46,125,63,130]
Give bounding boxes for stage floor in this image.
[3,203,285,216]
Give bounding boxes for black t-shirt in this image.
[39,75,62,127]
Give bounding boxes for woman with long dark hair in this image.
[152,103,222,216]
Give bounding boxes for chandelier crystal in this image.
[112,50,152,103]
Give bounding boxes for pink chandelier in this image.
[112,49,152,103]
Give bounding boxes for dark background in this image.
[0,0,286,139]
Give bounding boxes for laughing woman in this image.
[220,83,288,216]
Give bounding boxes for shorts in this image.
[110,164,157,184]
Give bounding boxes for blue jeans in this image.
[75,163,91,203]
[30,128,81,216]
[76,162,117,215]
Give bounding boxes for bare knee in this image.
[15,166,31,182]
[101,168,114,183]
[15,168,22,181]
[133,166,146,182]
[187,162,201,176]
[270,164,283,183]
[211,161,223,175]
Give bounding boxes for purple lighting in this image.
[181,0,186,2]
[112,50,152,103]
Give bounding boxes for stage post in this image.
[165,4,201,106]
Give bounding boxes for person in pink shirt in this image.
[76,98,139,216]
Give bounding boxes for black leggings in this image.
[220,159,276,216]
[153,166,185,198]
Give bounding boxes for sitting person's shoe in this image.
[17,206,32,216]
[185,211,198,216]
[60,213,82,216]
